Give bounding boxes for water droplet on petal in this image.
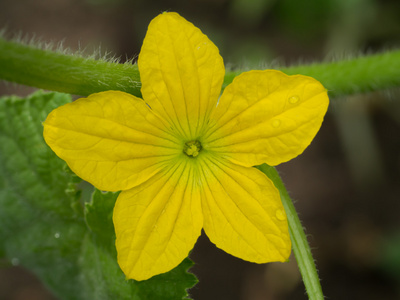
[272,119,281,128]
[276,209,286,221]
[11,258,19,266]
[289,95,299,104]
[54,232,60,239]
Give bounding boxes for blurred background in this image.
[1,0,400,299]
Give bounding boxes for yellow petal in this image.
[43,91,180,191]
[204,70,329,166]
[199,155,291,263]
[139,12,225,140]
[114,159,203,280]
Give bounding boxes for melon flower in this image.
[43,12,329,281]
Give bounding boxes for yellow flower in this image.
[43,12,329,281]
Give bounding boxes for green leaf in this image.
[0,91,198,300]
[0,91,86,296]
[136,258,197,300]
[85,189,119,248]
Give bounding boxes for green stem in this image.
[257,164,324,300]
[224,50,400,98]
[0,38,141,97]
[1,38,400,98]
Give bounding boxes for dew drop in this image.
[11,258,20,266]
[289,95,299,104]
[272,119,281,128]
[275,209,286,221]
[54,232,60,239]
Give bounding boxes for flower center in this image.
[183,140,202,158]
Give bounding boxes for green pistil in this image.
[183,140,202,158]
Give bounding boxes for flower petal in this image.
[139,12,225,140]
[204,70,329,166]
[199,155,291,263]
[43,91,180,191]
[114,158,203,281]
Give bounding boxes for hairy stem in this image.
[224,50,400,97]
[257,164,324,300]
[1,38,400,98]
[0,38,141,97]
